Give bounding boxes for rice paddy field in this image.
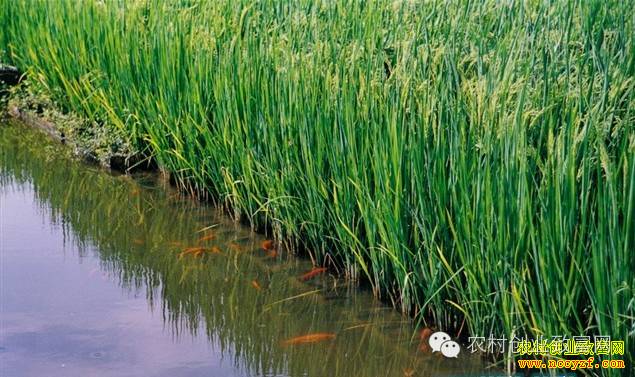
[1,0,634,373]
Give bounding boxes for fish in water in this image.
[198,234,216,242]
[251,280,262,290]
[182,246,205,254]
[418,327,433,352]
[267,249,278,258]
[300,267,328,281]
[419,327,433,341]
[178,246,206,258]
[281,333,336,346]
[132,239,144,245]
[209,246,222,254]
[261,240,275,250]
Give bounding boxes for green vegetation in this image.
[1,0,633,371]
[3,83,137,166]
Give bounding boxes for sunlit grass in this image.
[1,0,633,372]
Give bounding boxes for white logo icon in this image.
[428,331,451,352]
[440,340,461,358]
[429,331,461,358]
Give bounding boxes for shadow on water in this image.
[0,121,488,377]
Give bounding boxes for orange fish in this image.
[209,246,222,254]
[267,249,278,258]
[251,280,262,290]
[418,327,433,352]
[182,246,205,254]
[403,368,415,377]
[261,240,275,251]
[282,333,336,346]
[419,327,432,341]
[132,239,144,245]
[198,234,216,242]
[178,246,206,258]
[300,267,328,281]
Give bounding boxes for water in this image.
[0,121,486,377]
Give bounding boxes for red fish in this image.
[261,240,275,251]
[251,280,262,290]
[300,267,328,281]
[132,239,144,245]
[282,333,336,346]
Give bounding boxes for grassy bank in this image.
[2,83,139,167]
[2,0,633,371]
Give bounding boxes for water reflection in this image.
[0,121,486,377]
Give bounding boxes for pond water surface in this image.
[0,121,488,377]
